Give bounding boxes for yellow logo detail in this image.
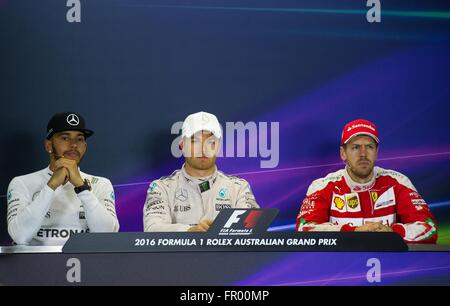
[346,195,359,209]
[370,191,378,203]
[334,197,345,210]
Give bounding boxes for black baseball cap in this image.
[46,112,94,140]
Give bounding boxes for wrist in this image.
[47,181,58,191]
[73,177,85,188]
[47,178,60,190]
[74,179,92,194]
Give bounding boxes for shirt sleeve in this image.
[7,178,55,245]
[235,179,260,209]
[143,181,190,232]
[391,184,438,244]
[77,178,119,232]
[296,184,354,232]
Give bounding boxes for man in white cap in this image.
[7,112,119,246]
[143,111,259,232]
[296,119,437,244]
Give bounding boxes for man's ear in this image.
[44,139,52,154]
[179,141,183,151]
[340,146,347,163]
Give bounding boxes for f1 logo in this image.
[243,210,263,229]
[223,210,246,228]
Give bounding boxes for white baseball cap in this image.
[181,111,222,139]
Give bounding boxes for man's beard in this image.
[51,144,82,164]
[186,157,216,171]
[348,161,373,180]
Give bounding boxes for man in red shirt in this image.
[296,119,438,243]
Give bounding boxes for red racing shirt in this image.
[296,167,437,244]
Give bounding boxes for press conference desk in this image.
[1,233,449,286]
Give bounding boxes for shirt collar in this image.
[343,166,377,192]
[181,164,218,193]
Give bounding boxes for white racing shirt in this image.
[7,167,119,245]
[144,165,259,231]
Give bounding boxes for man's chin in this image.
[196,163,214,170]
[65,156,80,162]
[348,164,372,176]
[355,169,373,180]
[66,157,82,165]
[192,159,214,169]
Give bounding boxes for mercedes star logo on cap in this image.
[66,114,80,126]
[201,113,210,124]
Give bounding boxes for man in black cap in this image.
[6,112,119,246]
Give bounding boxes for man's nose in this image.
[359,146,367,156]
[68,139,78,147]
[193,144,203,157]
